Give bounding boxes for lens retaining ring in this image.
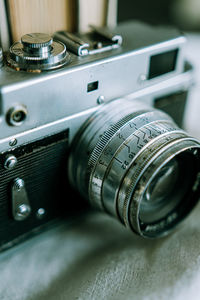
[126,139,200,238]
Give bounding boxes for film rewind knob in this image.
[21,33,53,55]
[7,32,70,71]
[21,33,53,48]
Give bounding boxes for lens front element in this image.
[140,159,181,223]
[68,99,200,238]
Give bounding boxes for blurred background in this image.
[1,0,200,51]
[118,0,200,31]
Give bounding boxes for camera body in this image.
[0,21,195,249]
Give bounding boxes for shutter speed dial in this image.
[7,33,70,71]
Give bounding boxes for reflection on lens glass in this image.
[139,153,195,224]
[145,159,179,202]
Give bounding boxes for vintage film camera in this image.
[0,21,200,250]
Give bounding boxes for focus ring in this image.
[116,131,187,228]
[89,117,176,212]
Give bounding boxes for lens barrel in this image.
[68,99,200,238]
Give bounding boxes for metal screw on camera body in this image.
[13,178,24,191]
[97,95,105,104]
[16,204,31,220]
[138,74,147,83]
[36,208,46,219]
[9,138,17,147]
[12,178,31,221]
[4,155,18,170]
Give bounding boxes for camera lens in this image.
[68,98,200,238]
[140,159,180,223]
[140,153,195,224]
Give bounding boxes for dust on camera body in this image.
[0,21,200,250]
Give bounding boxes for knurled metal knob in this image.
[21,33,53,49]
[7,32,70,71]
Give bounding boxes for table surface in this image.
[1,34,200,300]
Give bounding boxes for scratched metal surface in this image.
[0,34,200,300]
